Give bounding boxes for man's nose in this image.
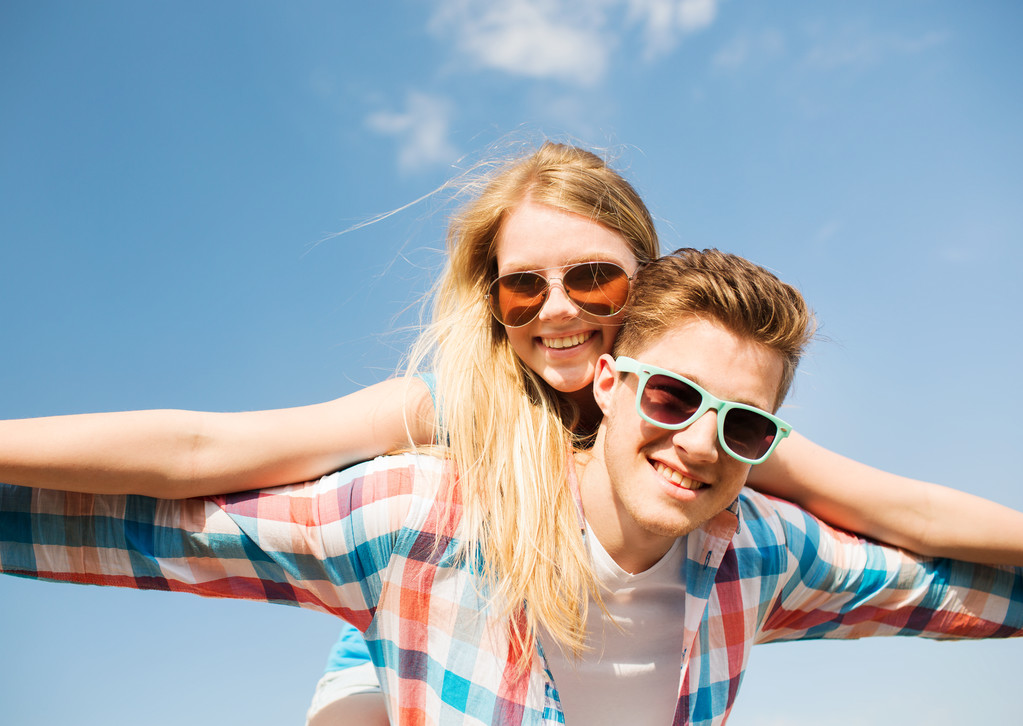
[671,410,720,464]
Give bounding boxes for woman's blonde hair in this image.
[407,142,659,665]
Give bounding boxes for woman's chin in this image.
[548,377,596,401]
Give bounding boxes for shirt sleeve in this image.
[0,454,429,627]
[745,493,1023,644]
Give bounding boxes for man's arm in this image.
[742,490,1023,644]
[0,455,431,622]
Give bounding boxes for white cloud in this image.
[430,0,611,86]
[677,0,718,31]
[936,244,976,264]
[626,0,720,58]
[896,30,950,54]
[365,92,459,173]
[803,25,950,70]
[713,28,784,69]
[429,0,723,85]
[811,219,841,250]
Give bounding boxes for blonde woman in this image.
[2,143,1020,726]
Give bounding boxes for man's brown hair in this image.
[614,248,816,408]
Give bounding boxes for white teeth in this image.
[653,462,704,491]
[541,331,594,349]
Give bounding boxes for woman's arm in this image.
[748,433,1023,566]
[0,377,435,498]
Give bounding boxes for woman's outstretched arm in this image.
[748,432,1023,566]
[0,376,434,498]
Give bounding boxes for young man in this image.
[1,249,1020,726]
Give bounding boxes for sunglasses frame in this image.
[614,356,792,465]
[485,261,632,328]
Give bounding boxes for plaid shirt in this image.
[1,454,1020,725]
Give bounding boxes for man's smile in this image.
[652,460,706,491]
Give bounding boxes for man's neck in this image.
[574,451,679,574]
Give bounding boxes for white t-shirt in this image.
[538,524,686,725]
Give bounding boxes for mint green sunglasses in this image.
[615,356,792,465]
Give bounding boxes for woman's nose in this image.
[536,280,580,321]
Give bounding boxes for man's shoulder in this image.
[322,451,449,480]
[729,487,870,568]
[701,488,826,588]
[320,452,454,500]
[734,486,783,527]
[347,451,449,477]
[731,487,818,547]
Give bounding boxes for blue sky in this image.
[2,1,1021,724]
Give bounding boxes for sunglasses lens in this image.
[640,374,703,426]
[489,272,547,327]
[722,408,778,461]
[562,262,631,317]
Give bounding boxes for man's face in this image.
[586,317,785,572]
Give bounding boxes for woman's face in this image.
[493,200,640,400]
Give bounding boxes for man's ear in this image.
[592,354,618,416]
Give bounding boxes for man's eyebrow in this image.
[679,371,772,411]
